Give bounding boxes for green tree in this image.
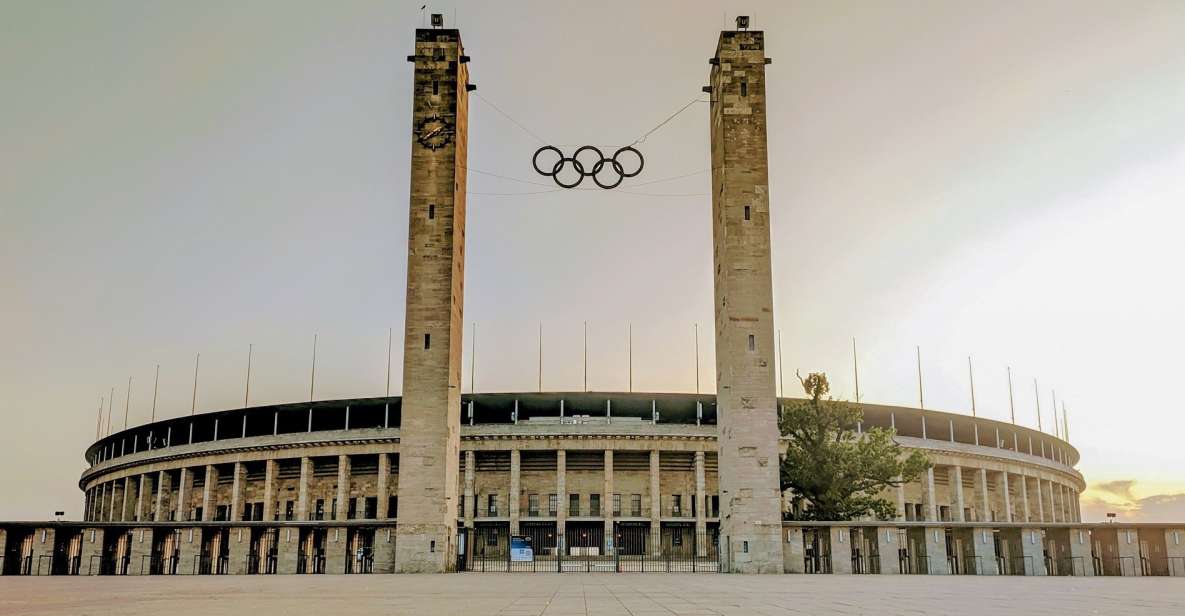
[779,372,930,521]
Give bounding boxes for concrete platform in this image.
[2,574,1185,615]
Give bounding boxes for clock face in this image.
[416,115,454,150]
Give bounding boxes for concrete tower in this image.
[708,25,784,573]
[395,24,470,573]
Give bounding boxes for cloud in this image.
[1081,480,1185,522]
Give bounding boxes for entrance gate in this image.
[460,524,720,572]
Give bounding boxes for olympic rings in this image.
[532,145,644,189]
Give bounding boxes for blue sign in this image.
[510,536,534,562]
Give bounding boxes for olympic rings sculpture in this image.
[532,145,645,189]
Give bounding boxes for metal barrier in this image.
[911,555,930,575]
[1055,556,1087,576]
[954,555,983,575]
[1143,556,1185,577]
[461,527,720,572]
[1007,555,1034,576]
[35,554,54,576]
[297,555,326,574]
[1098,556,1137,577]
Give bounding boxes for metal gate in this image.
[460,524,720,572]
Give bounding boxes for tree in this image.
[779,372,930,521]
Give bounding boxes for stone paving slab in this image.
[2,574,1185,616]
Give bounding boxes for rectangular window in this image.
[330,499,337,520]
[548,494,558,516]
[424,333,431,349]
[744,205,751,220]
[590,494,601,517]
[569,494,580,517]
[528,494,539,517]
[389,495,398,519]
[432,80,439,95]
[631,494,642,517]
[613,494,622,516]
[487,494,498,516]
[347,498,357,520]
[747,334,756,352]
[740,81,748,97]
[428,203,435,219]
[710,495,719,517]
[672,494,682,516]
[365,496,377,519]
[194,506,202,522]
[315,499,325,521]
[285,501,294,521]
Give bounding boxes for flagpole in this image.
[1052,389,1059,438]
[1007,366,1015,424]
[693,323,700,395]
[470,322,476,394]
[244,344,253,408]
[386,327,393,397]
[538,322,543,393]
[851,337,858,403]
[107,387,114,435]
[1034,379,1042,432]
[628,323,633,393]
[310,334,317,402]
[916,346,924,409]
[191,354,200,416]
[123,376,132,430]
[151,364,159,422]
[583,321,588,393]
[968,356,976,417]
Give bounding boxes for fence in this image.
[461,526,720,572]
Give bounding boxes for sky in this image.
[1,1,1183,521]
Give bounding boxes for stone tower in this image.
[709,26,784,573]
[395,24,470,573]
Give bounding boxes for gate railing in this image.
[461,527,720,572]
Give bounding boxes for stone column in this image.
[297,457,311,521]
[509,449,521,535]
[107,481,118,521]
[695,451,707,555]
[924,467,937,521]
[556,450,567,550]
[895,479,906,521]
[154,471,170,522]
[1020,474,1031,522]
[923,527,950,574]
[1020,527,1047,575]
[952,466,965,522]
[135,474,149,522]
[201,465,217,521]
[262,459,277,522]
[178,528,202,575]
[335,455,351,521]
[176,468,191,521]
[783,527,805,573]
[649,449,661,551]
[463,450,475,528]
[230,462,246,522]
[603,449,614,554]
[122,476,136,521]
[829,526,852,574]
[1035,477,1045,523]
[276,527,299,575]
[977,468,990,522]
[228,527,249,575]
[876,527,901,574]
[1000,471,1013,522]
[377,453,391,519]
[969,527,999,575]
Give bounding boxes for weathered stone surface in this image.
[710,28,783,574]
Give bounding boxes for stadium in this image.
[2,17,1183,581]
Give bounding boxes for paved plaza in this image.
[2,574,1184,615]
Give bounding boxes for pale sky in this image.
[2,1,1183,521]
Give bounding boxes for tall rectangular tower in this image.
[396,25,469,573]
[709,27,784,573]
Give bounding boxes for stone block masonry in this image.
[394,26,470,573]
[710,27,784,573]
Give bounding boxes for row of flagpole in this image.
[94,325,1070,445]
